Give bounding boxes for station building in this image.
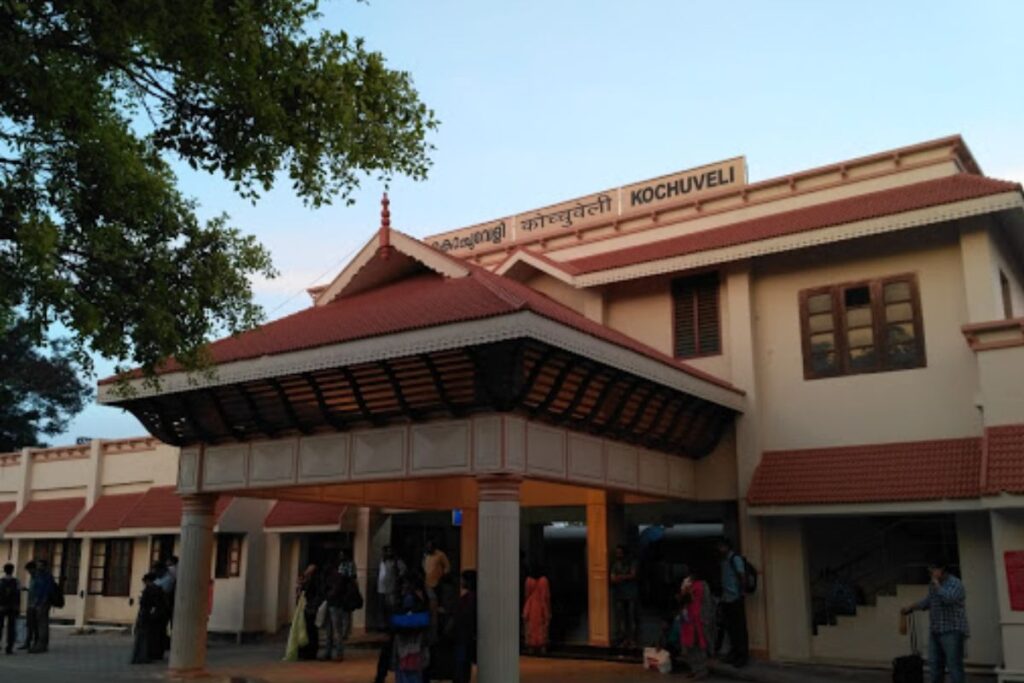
[4,135,1022,682]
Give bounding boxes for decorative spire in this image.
[379,192,391,250]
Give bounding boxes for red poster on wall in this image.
[1005,551,1024,611]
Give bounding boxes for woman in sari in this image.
[131,573,167,664]
[522,567,551,654]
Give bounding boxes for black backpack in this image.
[0,577,18,610]
[741,556,758,594]
[50,577,65,609]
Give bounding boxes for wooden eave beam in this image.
[267,377,314,436]
[301,372,348,432]
[237,383,278,438]
[206,388,247,442]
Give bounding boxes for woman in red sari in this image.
[522,568,551,654]
[675,571,709,679]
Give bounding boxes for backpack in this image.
[730,553,758,595]
[343,580,364,612]
[50,577,65,609]
[0,576,18,610]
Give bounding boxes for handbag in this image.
[643,646,672,674]
[315,600,328,629]
[892,612,923,683]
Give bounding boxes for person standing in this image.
[28,559,56,653]
[716,538,748,667]
[131,573,168,664]
[378,545,406,628]
[18,561,36,651]
[522,567,551,654]
[0,563,20,655]
[674,570,709,679]
[422,539,451,594]
[452,570,477,683]
[322,553,356,662]
[901,560,969,683]
[297,564,322,661]
[610,545,639,648]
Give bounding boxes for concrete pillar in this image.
[586,490,611,647]
[16,447,31,511]
[460,507,478,571]
[763,518,811,661]
[74,538,92,628]
[477,476,521,683]
[725,264,768,657]
[956,512,1000,666]
[262,532,282,634]
[169,493,217,675]
[353,507,385,632]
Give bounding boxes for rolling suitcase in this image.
[893,613,923,683]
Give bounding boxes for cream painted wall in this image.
[30,458,90,493]
[763,518,811,661]
[991,229,1024,318]
[524,272,588,315]
[990,510,1024,676]
[604,272,733,383]
[753,227,983,451]
[956,513,1000,666]
[694,427,738,500]
[100,445,179,488]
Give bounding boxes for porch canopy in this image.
[97,201,744,681]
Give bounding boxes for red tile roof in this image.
[75,493,145,532]
[0,501,16,529]
[120,486,232,530]
[747,437,983,506]
[566,175,1021,275]
[984,424,1024,495]
[5,497,86,534]
[102,257,741,395]
[264,501,348,529]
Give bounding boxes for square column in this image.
[477,476,521,683]
[460,507,478,571]
[169,493,218,675]
[585,491,611,647]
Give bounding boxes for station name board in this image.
[428,157,746,256]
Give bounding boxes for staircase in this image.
[811,584,929,665]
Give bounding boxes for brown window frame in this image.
[34,539,79,594]
[215,534,243,579]
[799,273,926,380]
[672,272,722,359]
[88,539,133,597]
[150,535,175,567]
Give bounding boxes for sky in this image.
[58,0,1024,444]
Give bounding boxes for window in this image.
[88,539,133,596]
[34,539,81,595]
[672,272,721,358]
[215,535,243,578]
[1001,270,1014,319]
[150,535,175,566]
[799,274,925,379]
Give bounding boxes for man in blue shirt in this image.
[902,560,968,683]
[27,559,56,654]
[610,545,639,648]
[717,537,748,667]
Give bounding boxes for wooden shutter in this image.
[673,273,720,358]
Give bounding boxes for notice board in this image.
[1005,551,1024,611]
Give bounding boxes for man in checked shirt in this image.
[901,560,969,683]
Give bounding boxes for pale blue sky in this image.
[62,0,1024,443]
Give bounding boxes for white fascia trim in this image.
[748,498,983,517]
[495,252,578,286]
[314,233,381,306]
[99,311,744,412]
[315,231,469,306]
[264,524,342,534]
[577,192,1024,287]
[3,531,73,539]
[75,530,147,539]
[120,527,180,537]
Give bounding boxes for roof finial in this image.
[378,189,389,245]
[378,191,392,258]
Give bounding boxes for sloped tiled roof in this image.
[0,501,16,530]
[264,501,348,529]
[75,492,145,532]
[5,497,86,534]
[985,424,1024,495]
[102,259,740,394]
[566,175,1021,275]
[120,486,232,530]
[747,437,983,506]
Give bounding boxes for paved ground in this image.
[0,627,996,682]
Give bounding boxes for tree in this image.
[0,0,438,379]
[0,311,90,450]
